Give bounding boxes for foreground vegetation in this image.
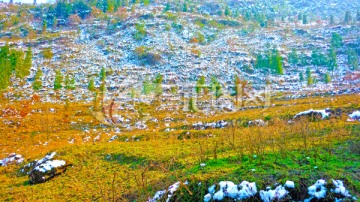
[0,94,359,201]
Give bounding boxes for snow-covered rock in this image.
[109,135,118,142]
[20,152,67,184]
[348,111,360,121]
[294,109,331,119]
[0,153,24,166]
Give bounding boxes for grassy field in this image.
[0,94,359,201]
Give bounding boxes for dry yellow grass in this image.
[0,94,359,201]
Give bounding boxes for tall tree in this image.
[330,15,334,25]
[142,77,152,95]
[18,47,32,79]
[224,5,231,17]
[188,96,196,112]
[327,47,338,74]
[344,10,352,23]
[306,67,313,86]
[233,75,240,106]
[153,73,163,97]
[182,2,188,12]
[32,69,43,91]
[288,49,298,65]
[331,32,343,48]
[42,20,47,34]
[99,67,106,92]
[347,49,359,70]
[88,78,95,92]
[210,76,223,107]
[163,2,170,12]
[275,50,284,75]
[302,14,307,24]
[324,72,331,84]
[0,44,11,90]
[65,75,76,90]
[54,69,63,90]
[299,72,304,84]
[195,75,206,95]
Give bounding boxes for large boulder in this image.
[293,109,333,120]
[20,152,67,184]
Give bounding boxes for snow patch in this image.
[348,111,360,121]
[260,185,288,202]
[305,179,327,201]
[294,109,331,119]
[284,181,295,189]
[204,180,257,201]
[148,181,181,202]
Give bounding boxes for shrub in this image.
[134,46,161,65]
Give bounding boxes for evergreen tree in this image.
[233,74,241,106]
[99,67,106,92]
[331,32,343,48]
[142,77,152,95]
[306,67,313,86]
[13,51,25,79]
[54,69,63,90]
[99,67,106,82]
[33,69,42,91]
[0,44,12,90]
[195,75,206,94]
[347,49,359,70]
[42,47,53,60]
[275,50,284,75]
[163,2,170,12]
[182,2,187,12]
[344,10,352,23]
[311,50,328,66]
[19,46,32,79]
[302,14,307,24]
[143,0,149,6]
[153,73,163,96]
[324,72,331,84]
[330,15,334,25]
[42,20,47,34]
[299,72,304,83]
[88,78,95,92]
[224,5,231,17]
[210,76,223,106]
[288,49,299,65]
[65,75,76,90]
[188,96,196,112]
[327,47,337,74]
[96,0,109,13]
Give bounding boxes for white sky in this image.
[1,0,55,4]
